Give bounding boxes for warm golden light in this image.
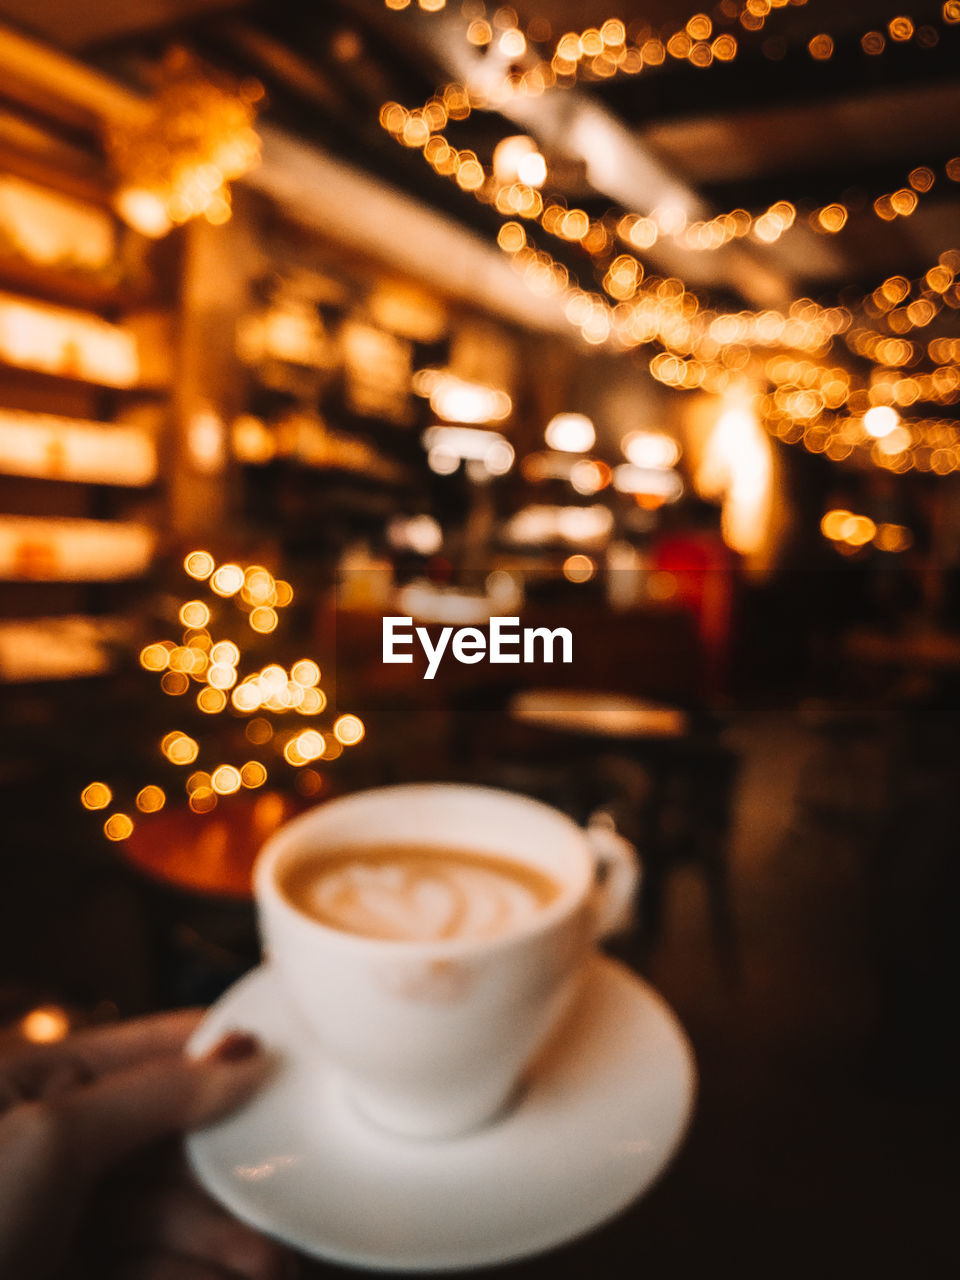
[211,764,242,795]
[81,782,112,810]
[20,1006,70,1044]
[874,522,914,552]
[623,431,681,469]
[140,643,170,672]
[104,813,134,841]
[207,664,238,690]
[209,640,240,666]
[242,566,275,605]
[863,405,900,438]
[162,732,199,765]
[249,606,278,633]
[888,16,914,41]
[0,293,138,387]
[231,681,261,712]
[161,671,190,696]
[197,686,227,714]
[570,459,611,495]
[876,426,912,456]
[108,51,261,237]
[188,787,217,815]
[821,509,852,541]
[184,550,215,580]
[844,515,877,546]
[136,785,166,813]
[493,136,546,188]
[240,761,268,788]
[291,659,321,687]
[179,600,210,629]
[297,730,327,761]
[545,413,596,453]
[696,403,774,559]
[563,554,596,583]
[211,564,245,596]
[816,204,848,234]
[333,714,365,746]
[298,687,326,715]
[0,411,156,486]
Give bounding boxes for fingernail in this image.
[207,1031,261,1064]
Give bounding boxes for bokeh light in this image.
[240,761,268,788]
[104,813,134,841]
[140,643,170,671]
[184,550,215,579]
[333,714,365,746]
[135,785,166,813]
[179,600,210,628]
[210,640,240,666]
[563,553,596,583]
[197,686,227,714]
[162,732,199,765]
[211,563,244,596]
[249,606,278,633]
[545,413,596,453]
[81,781,112,810]
[20,1005,70,1043]
[211,764,242,795]
[188,787,217,815]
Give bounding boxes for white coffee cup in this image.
[255,783,638,1140]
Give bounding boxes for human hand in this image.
[0,1010,294,1280]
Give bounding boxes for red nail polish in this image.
[209,1031,261,1063]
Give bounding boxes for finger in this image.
[117,1253,242,1280]
[57,1033,273,1176]
[0,1011,204,1085]
[118,1184,293,1280]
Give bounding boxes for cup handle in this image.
[585,814,641,939]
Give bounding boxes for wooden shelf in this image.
[0,358,168,395]
[0,251,150,313]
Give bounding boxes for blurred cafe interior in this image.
[0,0,957,1274]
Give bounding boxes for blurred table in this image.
[845,626,960,670]
[122,792,304,899]
[509,689,688,741]
[508,688,735,972]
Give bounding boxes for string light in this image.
[136,785,166,813]
[106,49,262,237]
[333,715,365,746]
[84,555,365,840]
[380,80,960,463]
[104,813,134,841]
[81,782,112,810]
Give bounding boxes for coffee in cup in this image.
[255,784,637,1140]
[277,843,562,943]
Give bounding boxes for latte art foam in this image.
[280,845,560,942]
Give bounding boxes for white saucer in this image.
[186,956,696,1273]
